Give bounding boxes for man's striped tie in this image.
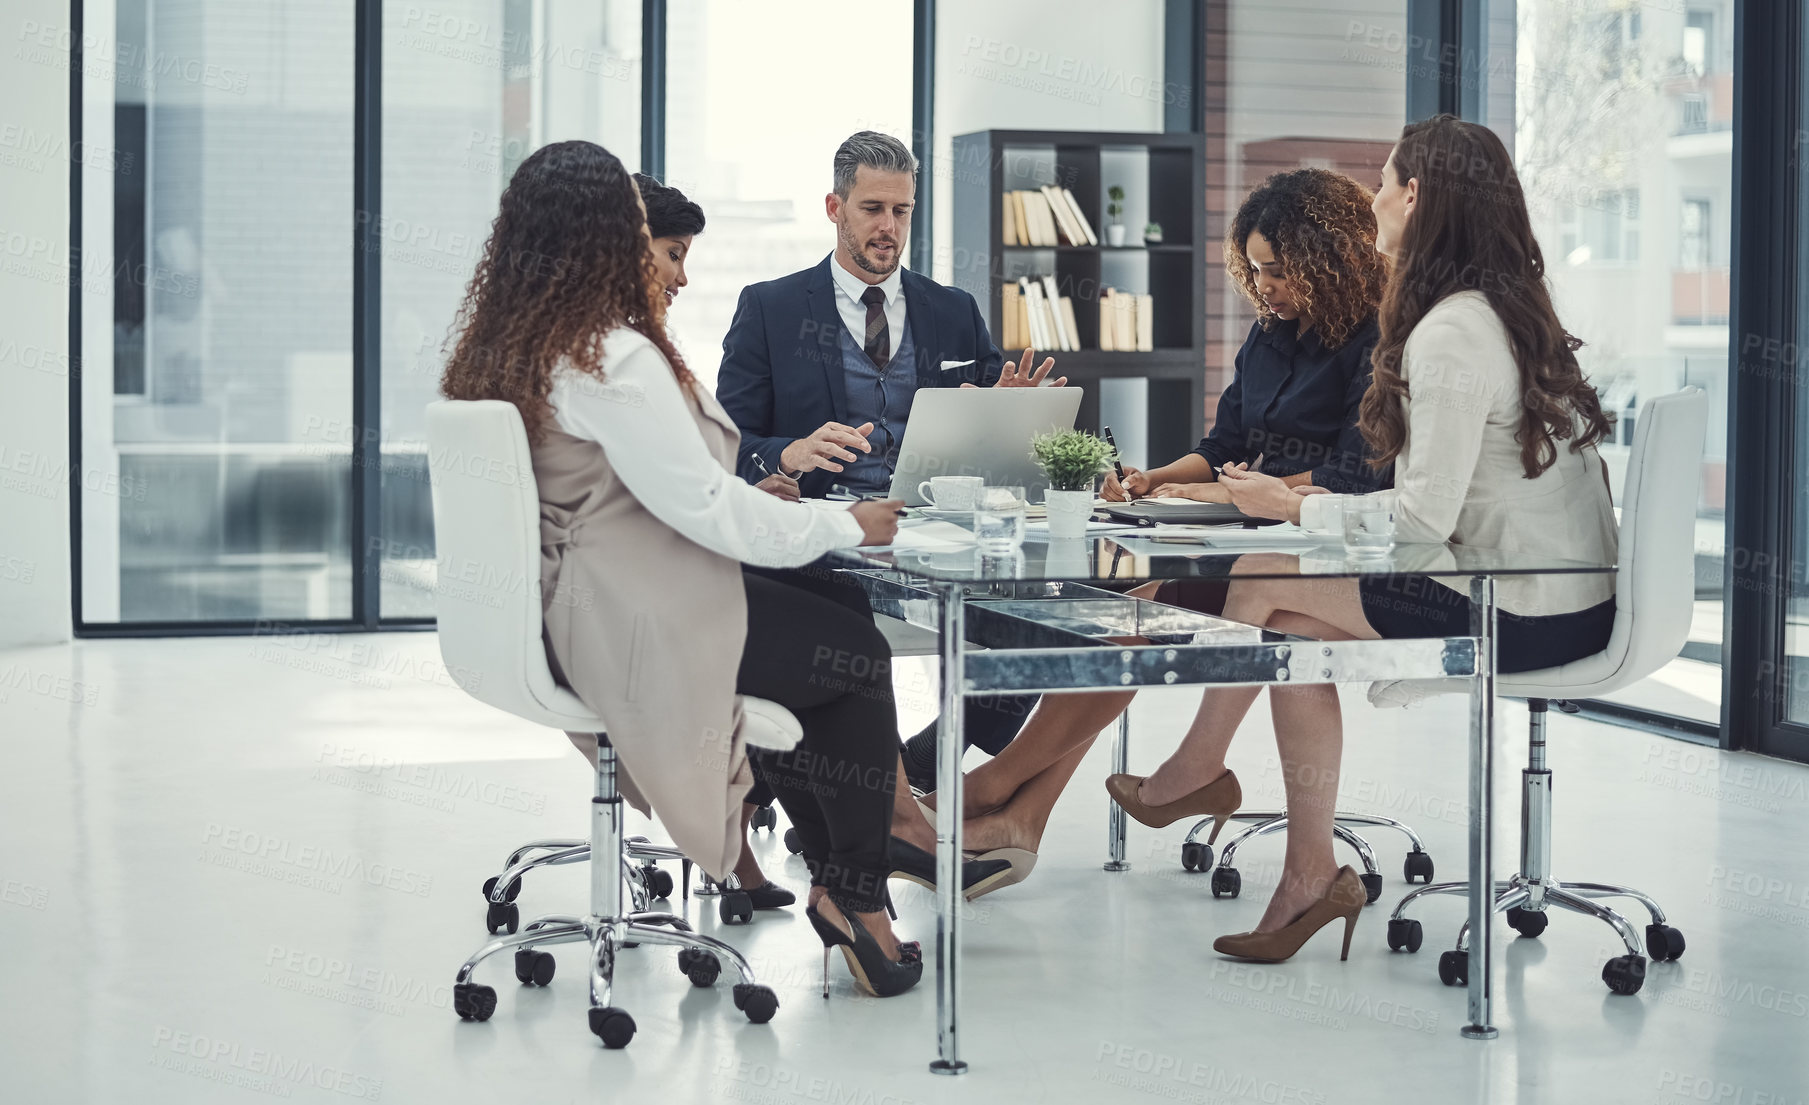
[860,285,890,371]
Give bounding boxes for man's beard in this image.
[841,221,902,276]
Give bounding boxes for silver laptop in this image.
[887,386,1084,505]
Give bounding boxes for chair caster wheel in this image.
[720,891,754,925]
[678,948,720,987]
[1360,872,1384,904]
[1403,851,1434,884]
[513,949,556,986]
[1386,918,1423,952]
[734,983,779,1024]
[481,875,523,902]
[1603,954,1647,995]
[783,828,803,855]
[1179,842,1210,872]
[752,805,778,832]
[1507,906,1549,938]
[1437,950,1468,987]
[453,983,497,1021]
[485,900,519,935]
[1210,867,1241,898]
[646,867,675,900]
[588,1005,637,1048]
[1646,924,1686,962]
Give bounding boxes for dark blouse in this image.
[1190,316,1391,494]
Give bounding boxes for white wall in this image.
[0,0,74,647]
[932,0,1166,284]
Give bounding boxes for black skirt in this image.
[1358,575,1615,674]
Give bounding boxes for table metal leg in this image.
[1105,713,1131,871]
[1463,574,1499,1040]
[931,581,968,1075]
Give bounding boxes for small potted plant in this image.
[1031,429,1117,539]
[1143,221,1164,245]
[1105,185,1126,247]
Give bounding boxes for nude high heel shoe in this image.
[1211,866,1366,963]
[1104,768,1241,835]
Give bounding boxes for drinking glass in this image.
[1342,490,1397,558]
[974,485,1028,555]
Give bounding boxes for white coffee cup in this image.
[918,475,983,510]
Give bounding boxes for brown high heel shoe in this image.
[1212,866,1366,963]
[1104,768,1241,834]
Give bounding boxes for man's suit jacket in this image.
[716,256,1006,498]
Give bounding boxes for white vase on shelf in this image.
[1106,224,1126,247]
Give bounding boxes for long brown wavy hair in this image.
[1360,115,1612,478]
[1224,168,1390,350]
[440,140,693,442]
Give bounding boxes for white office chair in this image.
[427,398,790,1047]
[1377,387,1710,996]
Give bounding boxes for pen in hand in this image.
[1102,426,1127,481]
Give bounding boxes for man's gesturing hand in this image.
[780,421,875,475]
[962,347,1067,390]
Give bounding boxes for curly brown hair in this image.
[1224,168,1390,350]
[1360,116,1612,479]
[440,140,693,443]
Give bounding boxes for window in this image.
[1680,198,1711,267]
[662,0,914,393]
[379,0,642,619]
[78,0,356,624]
[1503,0,1735,726]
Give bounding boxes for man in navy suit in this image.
[717,130,1063,500]
[716,131,1062,802]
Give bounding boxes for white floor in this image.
[5,633,1809,1105]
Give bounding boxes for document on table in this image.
[1106,523,1329,559]
[867,519,977,552]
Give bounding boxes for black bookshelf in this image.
[952,129,1207,462]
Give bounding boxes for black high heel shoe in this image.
[887,837,1013,900]
[805,901,923,999]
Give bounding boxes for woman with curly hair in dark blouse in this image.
[1106,167,1391,504]
[928,170,1392,876]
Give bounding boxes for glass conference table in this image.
[822,525,1616,1073]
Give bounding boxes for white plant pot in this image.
[1043,488,1093,540]
[1106,224,1126,247]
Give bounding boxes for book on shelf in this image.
[1059,297,1082,355]
[1012,273,1081,351]
[1006,189,1097,247]
[1002,281,1021,348]
[1038,185,1084,247]
[1062,187,1098,245]
[1040,275,1074,351]
[1095,286,1156,353]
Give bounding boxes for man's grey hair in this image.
[833,131,918,198]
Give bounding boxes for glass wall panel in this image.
[380,0,642,618]
[663,0,914,392]
[1501,0,1734,725]
[80,0,355,623]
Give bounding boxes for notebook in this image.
[1096,500,1281,527]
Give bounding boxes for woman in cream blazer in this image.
[440,141,922,997]
[1106,115,1620,962]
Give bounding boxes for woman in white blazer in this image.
[1106,115,1619,962]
